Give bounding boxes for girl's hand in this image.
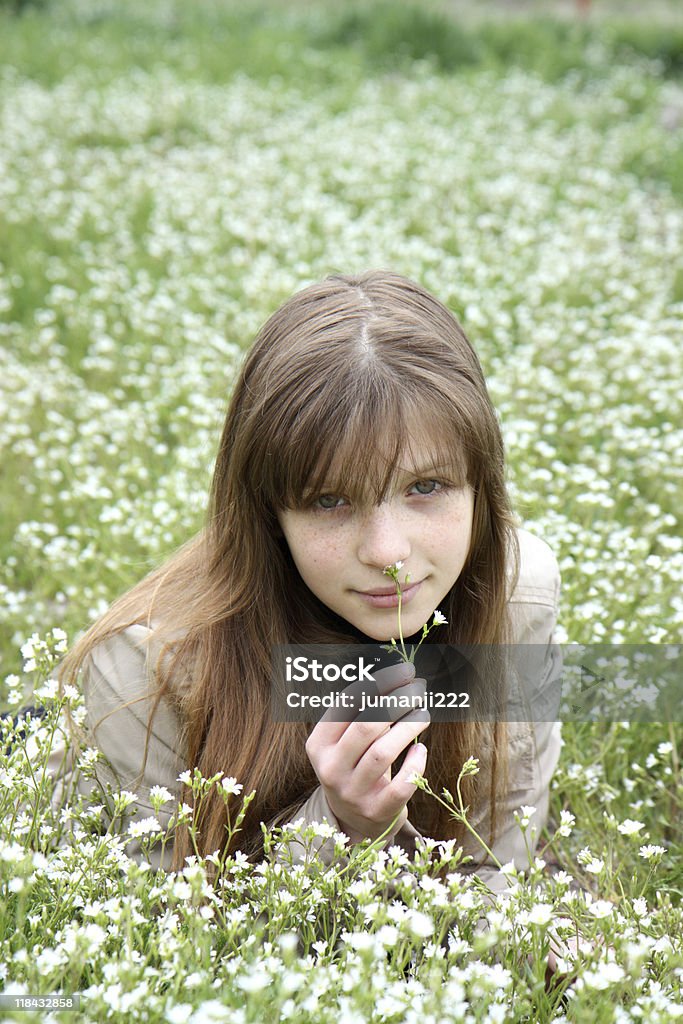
[304,661,429,844]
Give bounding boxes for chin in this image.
[351,622,394,643]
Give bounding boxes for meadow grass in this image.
[1,0,682,1020]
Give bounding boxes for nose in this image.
[356,502,412,570]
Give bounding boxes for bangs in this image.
[267,381,473,511]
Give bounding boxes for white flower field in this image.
[1,1,682,1020]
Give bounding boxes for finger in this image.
[387,739,428,806]
[308,674,425,755]
[332,680,427,768]
[311,706,428,791]
[353,708,430,787]
[367,740,428,821]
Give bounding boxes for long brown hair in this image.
[59,270,519,870]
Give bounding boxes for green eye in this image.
[316,494,346,509]
[411,480,440,496]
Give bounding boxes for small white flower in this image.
[588,899,614,919]
[82,923,107,947]
[526,903,553,926]
[405,909,433,938]
[220,776,243,796]
[639,844,666,860]
[342,930,377,951]
[77,747,100,769]
[516,805,537,828]
[632,898,649,917]
[166,1005,193,1024]
[581,963,625,990]
[557,810,576,837]
[236,968,271,992]
[177,770,192,786]
[35,678,59,699]
[149,785,174,806]
[617,818,645,836]
[432,609,448,625]
[278,932,299,955]
[20,635,37,660]
[172,879,193,900]
[602,962,626,983]
[190,998,233,1022]
[114,790,138,812]
[584,857,604,874]
[51,628,68,653]
[312,821,335,838]
[128,816,161,838]
[376,924,400,948]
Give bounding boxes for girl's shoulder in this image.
[509,527,560,610]
[83,620,191,708]
[84,623,156,697]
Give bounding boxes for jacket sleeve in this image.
[78,625,185,869]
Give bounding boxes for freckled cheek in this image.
[428,509,473,566]
[307,539,347,572]
[289,528,347,573]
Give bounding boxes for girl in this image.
[56,270,562,889]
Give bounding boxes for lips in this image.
[355,579,424,609]
[360,585,403,597]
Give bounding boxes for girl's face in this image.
[277,444,475,641]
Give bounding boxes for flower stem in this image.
[396,582,410,663]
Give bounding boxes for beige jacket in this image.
[52,528,562,889]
